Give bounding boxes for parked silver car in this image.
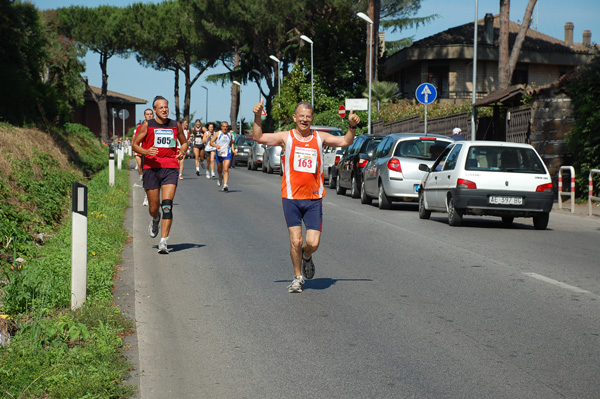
[361,133,453,209]
[247,139,265,171]
[262,145,282,174]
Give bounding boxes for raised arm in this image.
[321,110,360,148]
[253,98,286,146]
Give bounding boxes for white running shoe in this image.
[206,170,210,179]
[211,172,216,178]
[139,174,143,181]
[217,178,223,187]
[287,276,305,293]
[222,184,229,192]
[148,214,161,238]
[158,239,169,254]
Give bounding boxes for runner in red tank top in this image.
[252,99,360,293]
[132,96,189,254]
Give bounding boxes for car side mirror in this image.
[419,164,430,172]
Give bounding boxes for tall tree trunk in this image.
[98,52,109,144]
[498,0,510,89]
[183,57,191,122]
[230,46,240,131]
[498,0,538,89]
[173,68,180,121]
[506,0,537,84]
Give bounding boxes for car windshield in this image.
[394,139,449,160]
[465,146,546,173]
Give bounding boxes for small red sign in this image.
[338,105,346,119]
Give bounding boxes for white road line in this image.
[522,272,590,294]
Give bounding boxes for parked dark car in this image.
[234,135,254,166]
[336,134,385,198]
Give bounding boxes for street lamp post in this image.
[357,12,373,135]
[471,0,478,141]
[269,55,281,131]
[201,85,208,123]
[233,80,241,133]
[300,35,314,108]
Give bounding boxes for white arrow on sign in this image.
[420,85,432,104]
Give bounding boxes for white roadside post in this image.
[117,145,122,170]
[71,181,88,310]
[109,147,115,187]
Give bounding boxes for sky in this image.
[29,0,600,127]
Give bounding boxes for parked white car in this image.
[417,141,554,229]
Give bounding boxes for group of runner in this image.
[132,94,360,293]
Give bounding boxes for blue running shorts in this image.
[282,198,323,231]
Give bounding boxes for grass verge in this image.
[0,123,136,398]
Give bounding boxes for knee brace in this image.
[161,199,173,220]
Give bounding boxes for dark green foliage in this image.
[566,57,600,198]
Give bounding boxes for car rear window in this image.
[362,138,383,155]
[393,139,450,160]
[236,137,254,146]
[465,146,546,173]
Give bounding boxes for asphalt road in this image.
[119,159,600,399]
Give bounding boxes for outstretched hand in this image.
[348,109,360,127]
[253,98,265,116]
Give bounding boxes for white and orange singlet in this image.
[281,129,325,200]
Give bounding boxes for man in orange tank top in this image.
[253,100,360,293]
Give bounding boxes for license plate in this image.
[489,196,523,205]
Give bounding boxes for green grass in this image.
[0,123,137,398]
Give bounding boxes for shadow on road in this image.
[275,277,373,291]
[153,242,206,253]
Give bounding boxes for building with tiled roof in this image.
[71,85,147,140]
[385,13,598,104]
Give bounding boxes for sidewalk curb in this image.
[114,161,141,398]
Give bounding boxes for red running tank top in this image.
[281,129,325,199]
[142,119,180,169]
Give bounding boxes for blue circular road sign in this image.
[415,83,438,105]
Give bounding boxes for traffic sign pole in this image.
[415,83,437,136]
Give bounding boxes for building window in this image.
[428,66,449,98]
[511,68,528,85]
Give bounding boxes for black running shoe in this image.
[302,247,315,279]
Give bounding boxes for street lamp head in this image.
[201,85,208,90]
[233,81,241,86]
[300,35,313,44]
[356,12,373,24]
[269,55,280,63]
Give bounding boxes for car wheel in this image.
[418,192,431,219]
[336,175,346,195]
[251,158,258,171]
[279,167,283,176]
[267,161,274,174]
[447,196,462,226]
[328,171,336,189]
[247,159,252,170]
[360,180,372,205]
[533,212,549,230]
[261,157,267,173]
[378,183,391,209]
[501,216,514,225]
[351,175,360,198]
